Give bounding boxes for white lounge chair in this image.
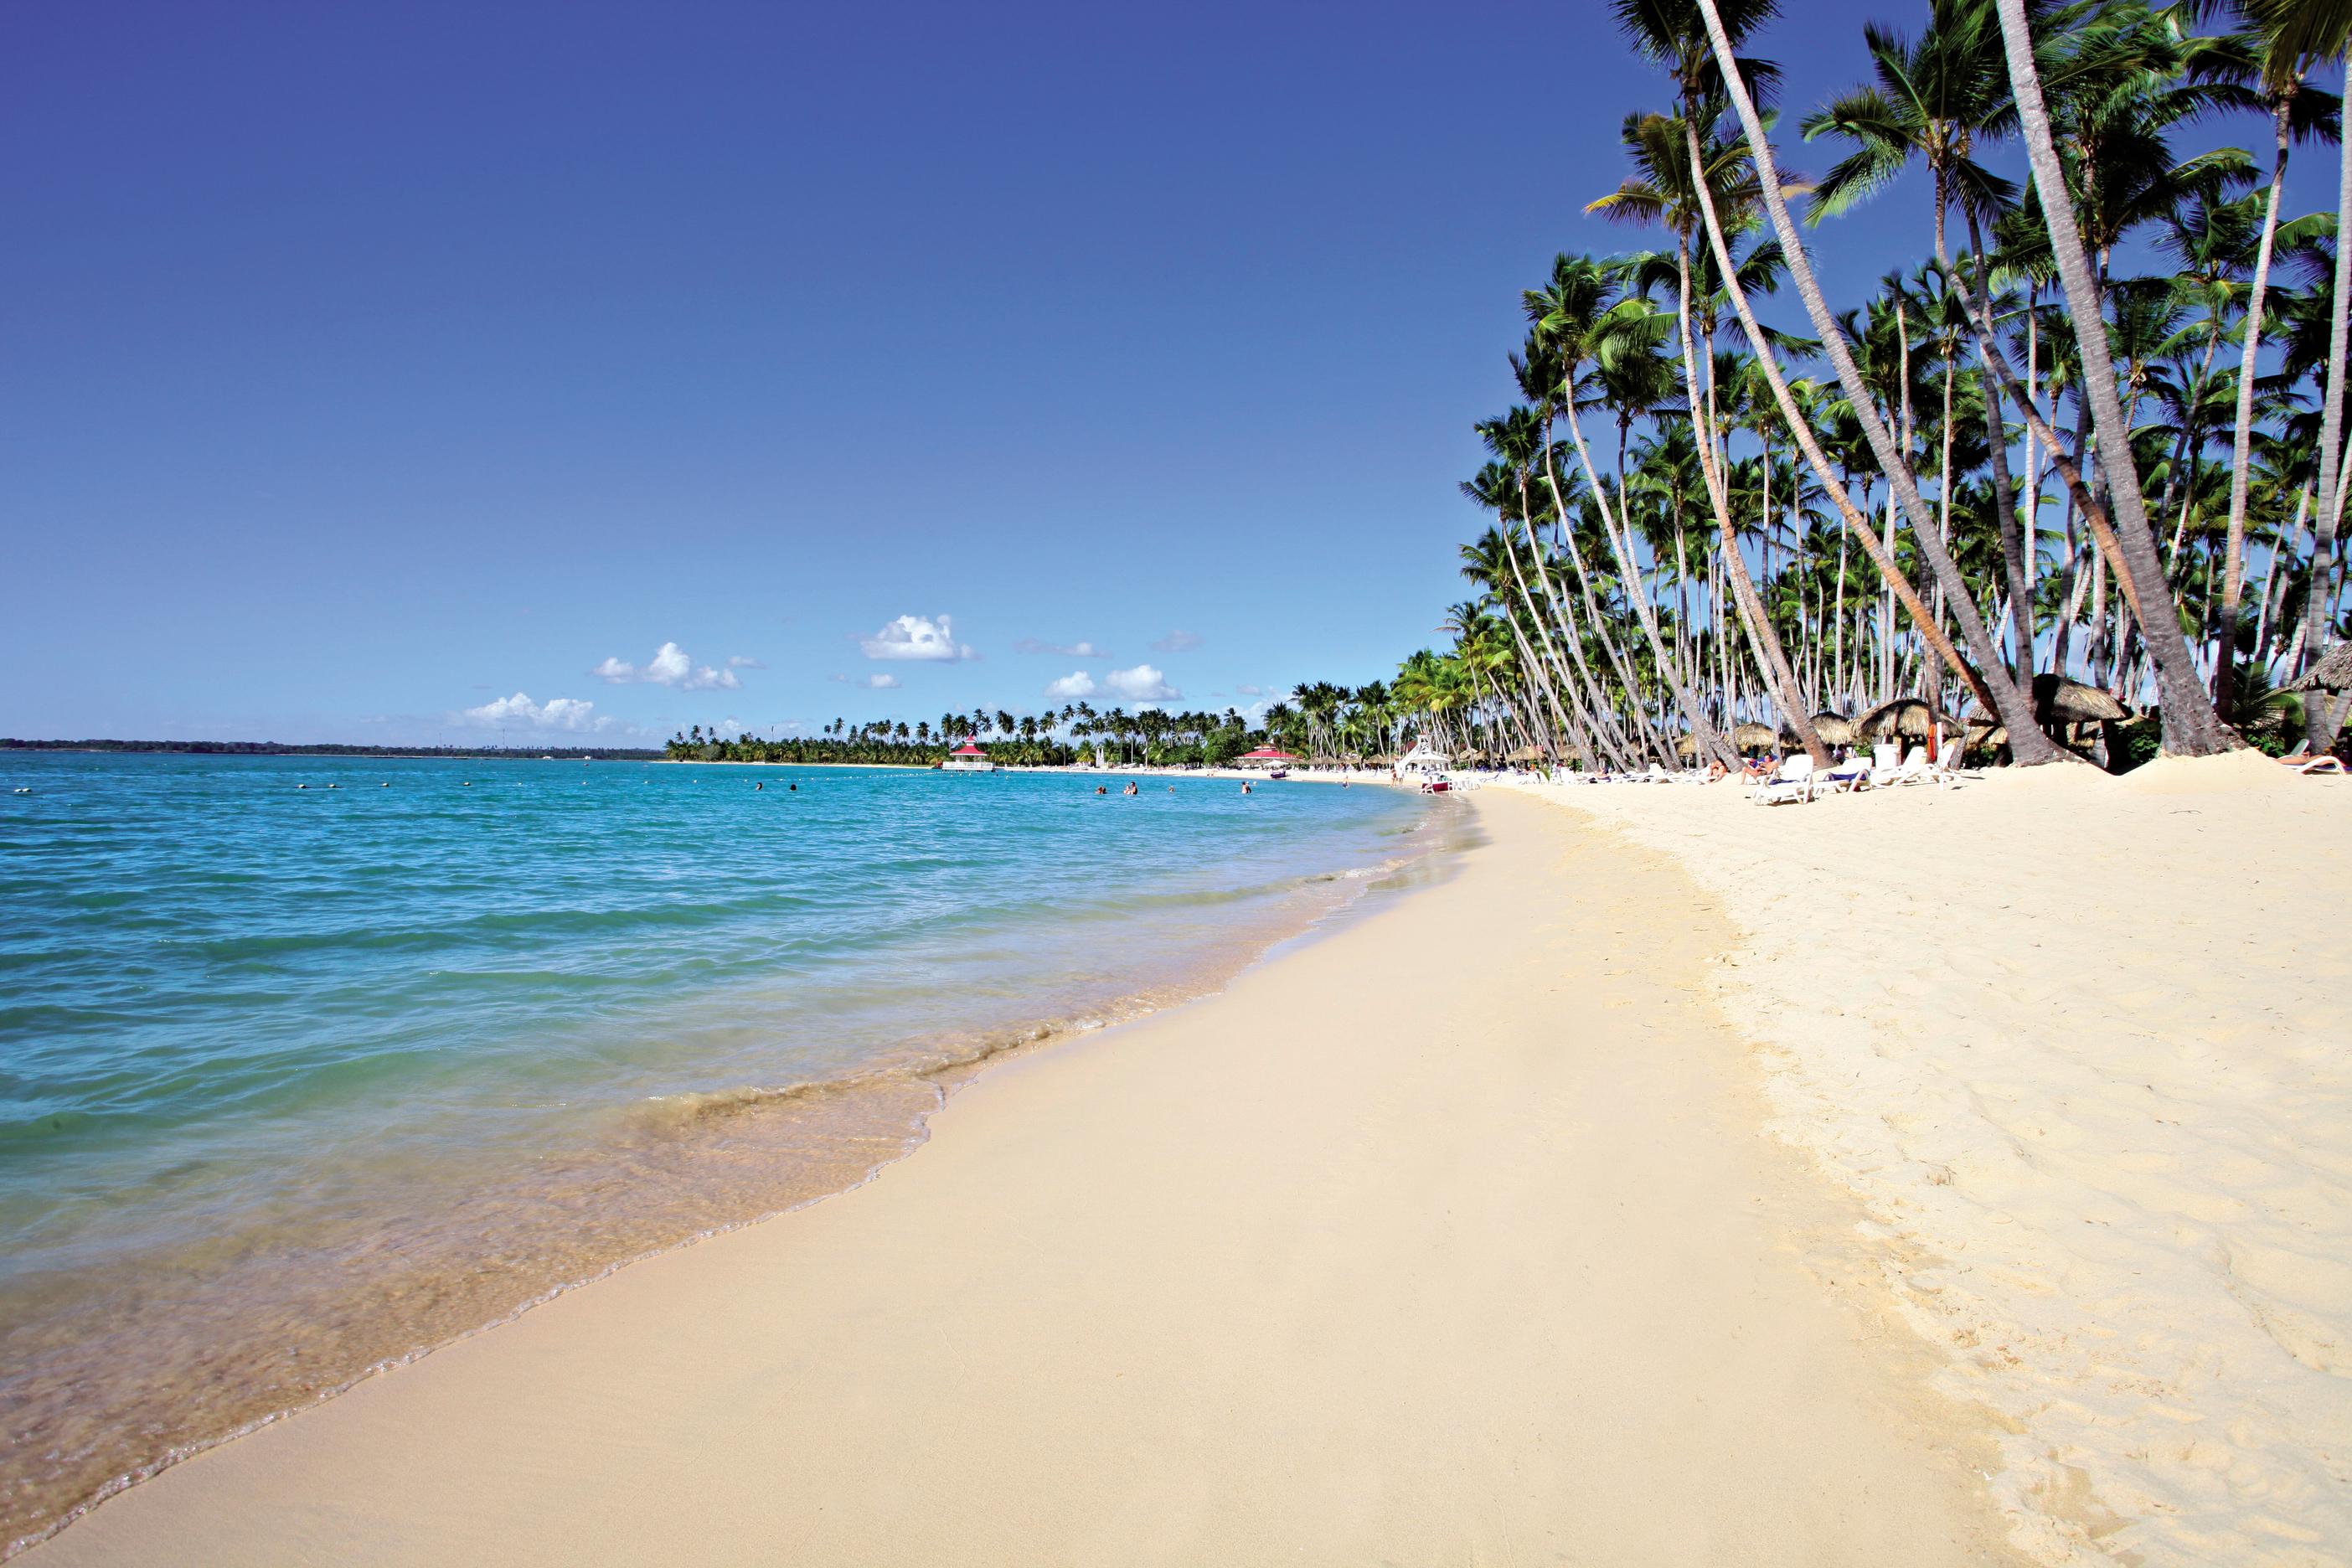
[1751,753,1815,806]
[1814,756,1870,794]
[1866,742,1912,788]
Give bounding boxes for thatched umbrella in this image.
[1507,745,1545,764]
[1857,697,1965,741]
[1674,733,1699,759]
[1730,721,1779,754]
[1366,752,1398,766]
[2284,642,2352,694]
[1967,721,2007,753]
[2032,672,2128,724]
[1807,712,1856,748]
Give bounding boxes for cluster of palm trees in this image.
[1408,0,2349,774]
[664,705,1297,768]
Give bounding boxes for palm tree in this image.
[2192,0,2344,715]
[1984,0,2238,750]
[1589,103,1833,767]
[1527,254,1734,763]
[1675,0,2063,758]
[1800,0,2043,680]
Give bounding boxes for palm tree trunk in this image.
[1669,230,1828,768]
[1532,444,1679,763]
[1500,514,1617,768]
[2303,94,2352,750]
[1962,213,2037,681]
[1556,405,1729,765]
[1988,0,2237,754]
[2218,95,2295,721]
[1680,115,2055,760]
[1521,514,1643,767]
[1685,33,2055,761]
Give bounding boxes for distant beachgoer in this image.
[1096,785,1108,795]
[755,781,764,791]
[789,783,797,791]
[1706,759,1728,782]
[1240,782,1252,795]
[1123,781,1138,796]
[1168,785,1175,794]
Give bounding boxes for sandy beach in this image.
[23,787,2028,1566]
[1524,753,2352,1566]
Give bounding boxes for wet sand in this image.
[23,790,2020,1566]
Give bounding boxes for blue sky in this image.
[0,0,2276,744]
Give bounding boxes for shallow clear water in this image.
[0,752,1436,1551]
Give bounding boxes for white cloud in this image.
[727,655,766,669]
[1103,663,1179,702]
[1235,683,1265,697]
[591,640,739,690]
[462,692,608,732]
[1152,630,1204,653]
[644,642,692,683]
[832,672,901,689]
[1045,671,1096,699]
[860,614,973,662]
[1014,637,1107,658]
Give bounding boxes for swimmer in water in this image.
[1095,785,1108,795]
[1240,781,1252,795]
[1122,781,1138,796]
[755,781,764,791]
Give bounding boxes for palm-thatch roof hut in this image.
[1807,712,1857,748]
[1674,733,1699,759]
[1730,721,1778,754]
[1507,745,1545,764]
[2285,642,2352,693]
[2032,672,2128,723]
[1857,697,1965,741]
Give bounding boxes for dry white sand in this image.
[1524,751,2352,1566]
[23,791,2019,1566]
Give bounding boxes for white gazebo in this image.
[941,740,994,772]
[1396,738,1451,775]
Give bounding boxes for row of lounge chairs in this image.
[1552,741,1969,801]
[1752,743,1971,805]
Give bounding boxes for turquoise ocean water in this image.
[0,751,1438,1550]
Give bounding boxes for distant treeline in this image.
[2,740,665,761]
[663,709,1284,768]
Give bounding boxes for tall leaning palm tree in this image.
[1799,0,2041,682]
[2196,0,2344,717]
[2217,0,2352,747]
[1680,0,2081,759]
[1589,104,1834,768]
[1982,0,2237,752]
[1526,254,1734,764]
